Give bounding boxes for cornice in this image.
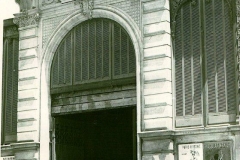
[138,125,240,139]
[11,142,40,151]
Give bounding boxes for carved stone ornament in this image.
[75,0,94,19]
[13,11,40,28]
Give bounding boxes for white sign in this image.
[178,143,203,160]
[0,156,15,160]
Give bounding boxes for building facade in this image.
[1,0,240,159]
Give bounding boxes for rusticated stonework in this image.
[13,12,40,28]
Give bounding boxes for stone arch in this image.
[39,6,142,160]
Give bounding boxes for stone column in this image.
[13,9,40,160]
[141,0,174,159]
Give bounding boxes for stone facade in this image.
[1,0,240,160]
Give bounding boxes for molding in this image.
[138,125,240,138]
[13,11,40,28]
[11,142,40,151]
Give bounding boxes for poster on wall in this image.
[178,143,203,160]
[204,141,232,160]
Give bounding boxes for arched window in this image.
[51,18,136,94]
[172,0,237,127]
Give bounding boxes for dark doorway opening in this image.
[54,107,136,160]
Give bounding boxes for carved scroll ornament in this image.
[75,0,94,19]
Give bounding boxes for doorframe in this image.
[40,6,143,160]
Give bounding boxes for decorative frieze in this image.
[13,11,40,28]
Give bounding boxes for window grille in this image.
[172,0,237,127]
[2,38,19,143]
[51,19,136,92]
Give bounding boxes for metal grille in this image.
[3,38,18,139]
[174,0,236,123]
[51,19,136,90]
[175,1,202,117]
[175,10,183,116]
[74,26,82,82]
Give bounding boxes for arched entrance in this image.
[50,18,137,159]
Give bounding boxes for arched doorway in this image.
[50,18,137,160]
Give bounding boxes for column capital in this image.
[13,10,40,28]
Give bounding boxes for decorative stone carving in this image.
[13,11,40,28]
[75,0,94,19]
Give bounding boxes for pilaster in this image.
[13,8,40,160]
[142,0,172,132]
[141,0,173,159]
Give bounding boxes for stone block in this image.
[144,21,170,36]
[19,37,38,50]
[18,100,38,111]
[18,120,38,132]
[19,48,37,59]
[19,58,38,70]
[143,57,171,72]
[18,89,38,100]
[144,105,172,119]
[144,93,172,106]
[144,69,172,82]
[19,68,38,80]
[142,153,174,160]
[142,139,173,152]
[143,10,170,25]
[144,33,171,48]
[176,116,203,127]
[144,45,172,58]
[144,117,173,130]
[18,110,38,121]
[144,80,172,95]
[17,131,38,142]
[20,28,37,38]
[143,0,169,13]
[18,78,38,91]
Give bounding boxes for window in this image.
[51,18,136,94]
[171,0,237,127]
[2,37,19,143]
